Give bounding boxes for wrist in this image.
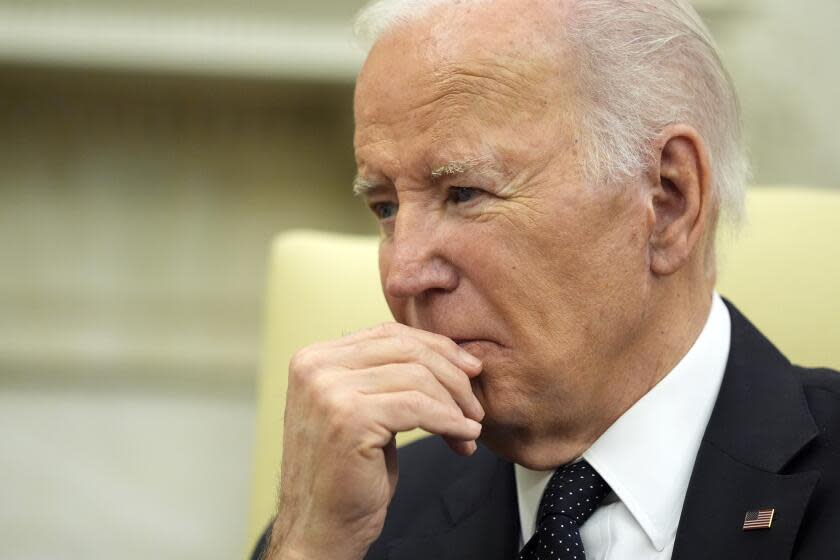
[266,515,369,560]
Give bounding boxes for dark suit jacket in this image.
[253,302,840,559]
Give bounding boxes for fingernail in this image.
[466,441,478,455]
[461,352,481,369]
[473,400,485,421]
[465,418,482,435]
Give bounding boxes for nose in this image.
[382,209,459,299]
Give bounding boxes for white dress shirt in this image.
[515,293,732,559]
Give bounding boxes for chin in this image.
[480,425,582,470]
[471,359,583,467]
[473,385,583,469]
[470,395,535,465]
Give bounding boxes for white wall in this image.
[0,384,253,560]
[0,72,366,559]
[709,0,840,188]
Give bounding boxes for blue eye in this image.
[448,187,482,204]
[371,201,398,220]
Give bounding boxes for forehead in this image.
[353,1,574,151]
[359,56,557,132]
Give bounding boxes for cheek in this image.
[590,203,652,283]
[450,222,554,331]
[484,200,640,327]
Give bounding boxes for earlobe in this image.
[648,126,711,277]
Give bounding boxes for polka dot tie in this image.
[519,461,611,560]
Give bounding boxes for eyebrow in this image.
[353,155,500,197]
[430,156,496,180]
[352,175,383,197]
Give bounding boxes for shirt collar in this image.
[515,293,731,551]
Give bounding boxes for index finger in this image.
[349,322,484,376]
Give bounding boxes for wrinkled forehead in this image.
[353,0,574,134]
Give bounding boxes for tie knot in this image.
[537,460,611,527]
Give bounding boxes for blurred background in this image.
[0,0,837,559]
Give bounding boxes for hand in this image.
[265,323,484,560]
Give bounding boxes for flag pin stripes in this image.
[743,508,775,530]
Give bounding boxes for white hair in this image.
[354,0,749,227]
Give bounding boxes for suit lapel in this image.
[673,440,819,560]
[672,301,820,560]
[386,457,519,560]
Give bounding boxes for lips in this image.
[453,338,483,346]
[416,319,502,348]
[453,338,498,350]
[419,326,502,348]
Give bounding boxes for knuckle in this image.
[405,363,431,382]
[451,370,472,392]
[324,393,358,434]
[289,347,317,375]
[402,390,426,414]
[423,329,457,351]
[393,334,420,356]
[444,337,463,355]
[376,322,402,337]
[446,406,464,425]
[327,391,355,419]
[405,365,440,396]
[311,379,345,413]
[307,370,333,397]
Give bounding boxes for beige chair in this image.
[245,186,840,553]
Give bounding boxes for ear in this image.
[647,124,713,276]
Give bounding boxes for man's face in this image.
[353,2,654,465]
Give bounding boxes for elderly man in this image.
[253,0,840,558]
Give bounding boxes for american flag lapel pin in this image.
[743,508,775,530]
